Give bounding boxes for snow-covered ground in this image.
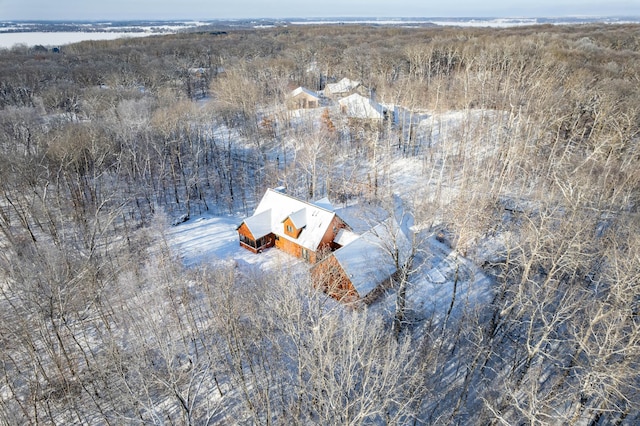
[0,31,157,49]
[167,214,296,270]
[289,17,640,27]
[6,16,638,49]
[167,204,494,330]
[0,20,213,48]
[165,97,499,329]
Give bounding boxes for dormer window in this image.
[284,219,301,238]
[283,209,306,239]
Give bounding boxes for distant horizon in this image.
[3,0,639,22]
[2,16,639,49]
[2,14,640,22]
[2,15,640,24]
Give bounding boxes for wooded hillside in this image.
[0,23,639,424]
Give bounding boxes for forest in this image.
[0,22,639,424]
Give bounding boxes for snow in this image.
[166,208,409,301]
[426,268,446,284]
[288,208,307,229]
[338,93,387,120]
[404,235,494,327]
[0,21,215,49]
[312,197,334,211]
[325,78,360,95]
[167,206,493,330]
[243,209,272,239]
[248,188,338,252]
[167,214,298,270]
[0,32,155,49]
[166,103,498,332]
[332,217,411,297]
[334,235,392,296]
[430,18,541,27]
[334,204,388,234]
[289,17,640,27]
[333,228,359,246]
[167,215,242,266]
[289,86,320,99]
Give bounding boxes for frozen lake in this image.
[0,31,156,49]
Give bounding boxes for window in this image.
[286,224,293,233]
[301,248,310,261]
[239,234,256,248]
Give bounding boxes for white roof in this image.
[243,209,272,239]
[334,204,386,234]
[247,189,338,251]
[338,93,386,120]
[333,228,359,247]
[288,208,307,229]
[332,218,411,297]
[312,197,334,211]
[326,78,360,94]
[290,86,320,99]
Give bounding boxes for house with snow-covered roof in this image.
[325,77,361,97]
[311,217,411,304]
[237,188,349,263]
[338,93,390,121]
[287,86,321,110]
[238,188,413,305]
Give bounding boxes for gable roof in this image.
[243,208,272,239]
[290,86,320,99]
[326,78,360,95]
[312,196,334,211]
[338,93,387,120]
[288,208,307,229]
[332,218,411,297]
[246,188,338,251]
[333,228,359,247]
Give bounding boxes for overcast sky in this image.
[2,0,639,21]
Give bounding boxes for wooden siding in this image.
[319,216,348,252]
[283,217,303,239]
[311,255,359,303]
[274,215,347,264]
[238,202,349,264]
[311,252,391,305]
[237,222,255,240]
[238,222,275,253]
[275,236,316,263]
[288,92,319,109]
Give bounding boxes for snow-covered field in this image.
[0,31,158,49]
[290,16,640,27]
[167,214,299,270]
[0,20,212,48]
